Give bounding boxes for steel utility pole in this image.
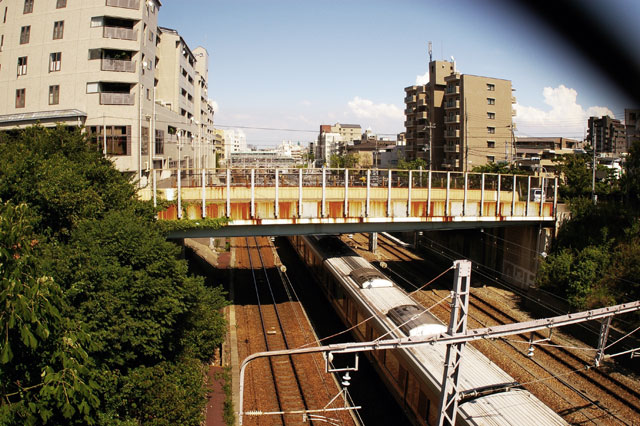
[426,122,436,169]
[437,260,471,426]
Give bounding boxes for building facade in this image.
[404,59,515,171]
[0,0,215,180]
[625,108,640,150]
[587,116,626,155]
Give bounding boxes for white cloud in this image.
[514,85,614,138]
[300,100,312,106]
[347,97,404,120]
[415,71,429,85]
[209,100,219,113]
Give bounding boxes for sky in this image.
[158,0,640,147]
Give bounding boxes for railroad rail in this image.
[237,237,359,426]
[363,233,640,425]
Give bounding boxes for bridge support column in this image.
[368,232,378,253]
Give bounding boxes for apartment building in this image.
[0,0,215,179]
[587,115,626,155]
[625,108,640,150]
[316,122,363,166]
[404,59,515,171]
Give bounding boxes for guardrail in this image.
[139,168,558,223]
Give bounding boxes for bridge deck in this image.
[139,168,557,235]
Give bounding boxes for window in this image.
[0,34,4,52]
[90,16,104,27]
[487,98,495,105]
[56,0,67,8]
[487,155,495,162]
[141,127,149,156]
[148,30,153,42]
[17,56,27,76]
[155,129,164,155]
[20,26,31,44]
[487,112,496,119]
[53,21,64,39]
[15,88,25,108]
[487,140,496,148]
[3,7,7,24]
[48,85,60,105]
[49,52,61,72]
[86,82,99,93]
[23,0,33,14]
[487,126,495,134]
[487,83,495,91]
[87,126,130,155]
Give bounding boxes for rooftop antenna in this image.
[428,41,433,62]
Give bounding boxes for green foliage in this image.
[621,140,640,213]
[0,126,228,424]
[554,150,619,202]
[329,153,359,168]
[156,216,229,234]
[99,359,208,426]
[538,141,640,313]
[471,162,529,175]
[218,367,235,426]
[0,126,139,238]
[0,201,98,425]
[398,158,428,170]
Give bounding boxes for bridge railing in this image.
[140,167,558,221]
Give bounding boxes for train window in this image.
[385,352,401,388]
[349,302,357,326]
[356,309,367,336]
[406,374,420,411]
[399,365,408,390]
[417,390,429,422]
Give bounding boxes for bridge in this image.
[139,168,558,238]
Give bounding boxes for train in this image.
[289,234,567,426]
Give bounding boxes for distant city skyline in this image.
[159,0,639,147]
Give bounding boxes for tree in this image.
[329,153,359,168]
[0,201,98,425]
[0,126,228,424]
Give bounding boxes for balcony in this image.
[103,26,138,41]
[512,96,517,104]
[445,129,460,138]
[106,0,140,9]
[404,95,417,104]
[417,98,427,107]
[418,111,428,120]
[445,100,460,109]
[100,92,134,105]
[444,142,460,153]
[445,114,460,124]
[445,86,460,95]
[101,58,135,72]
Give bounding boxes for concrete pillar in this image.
[369,232,378,252]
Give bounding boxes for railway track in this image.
[237,237,359,426]
[348,232,640,425]
[245,236,309,425]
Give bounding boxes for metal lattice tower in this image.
[437,260,472,426]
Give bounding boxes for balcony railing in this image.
[445,86,460,95]
[445,129,460,138]
[404,95,416,103]
[106,0,140,9]
[444,143,460,153]
[103,26,138,41]
[445,100,460,109]
[445,114,460,124]
[100,92,134,105]
[101,58,135,72]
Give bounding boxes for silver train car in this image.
[290,235,566,426]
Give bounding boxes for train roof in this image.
[309,236,567,425]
